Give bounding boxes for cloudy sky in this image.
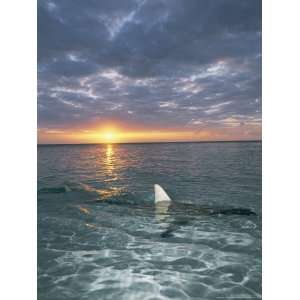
[38,0,261,143]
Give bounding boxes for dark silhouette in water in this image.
[210,208,256,216]
[155,203,257,238]
[156,205,257,238]
[39,183,257,238]
[154,184,257,238]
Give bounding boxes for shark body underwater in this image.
[39,183,257,238]
[152,184,257,237]
[153,184,256,217]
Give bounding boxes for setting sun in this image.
[102,131,117,142]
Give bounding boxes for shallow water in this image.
[38,142,261,300]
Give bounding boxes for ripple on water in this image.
[38,216,261,299]
[38,142,261,299]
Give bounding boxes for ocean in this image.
[38,142,261,300]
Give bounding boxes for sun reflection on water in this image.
[103,143,120,185]
[100,144,126,198]
[106,144,113,164]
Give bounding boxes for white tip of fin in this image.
[154,184,171,203]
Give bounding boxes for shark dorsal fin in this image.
[154,184,171,203]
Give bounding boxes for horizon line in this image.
[38,139,261,146]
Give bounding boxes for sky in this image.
[38,0,261,144]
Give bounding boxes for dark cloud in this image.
[38,0,261,136]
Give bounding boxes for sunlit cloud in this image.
[38,0,261,143]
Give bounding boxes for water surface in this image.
[38,142,261,300]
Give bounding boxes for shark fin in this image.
[154,184,171,203]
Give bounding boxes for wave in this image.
[38,186,71,194]
[38,182,127,202]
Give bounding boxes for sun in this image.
[102,131,117,142]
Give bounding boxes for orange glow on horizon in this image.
[96,128,209,143]
[38,124,262,144]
